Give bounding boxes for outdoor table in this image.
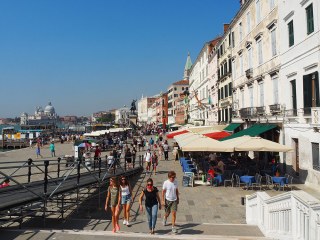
[272,176,288,186]
[240,176,256,186]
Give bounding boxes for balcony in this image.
[284,109,297,117]
[269,104,281,115]
[255,106,265,116]
[239,107,256,119]
[245,68,253,78]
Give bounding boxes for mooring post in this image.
[27,158,33,183]
[57,157,61,178]
[98,158,102,179]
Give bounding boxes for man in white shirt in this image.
[162,171,179,233]
[144,149,152,172]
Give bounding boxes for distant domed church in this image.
[20,102,58,126]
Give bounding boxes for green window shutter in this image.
[306,4,314,34]
[303,75,312,109]
[315,72,319,107]
[288,21,294,47]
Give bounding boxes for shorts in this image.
[165,199,178,214]
[121,194,131,205]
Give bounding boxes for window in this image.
[239,22,243,41]
[312,143,320,171]
[272,75,279,104]
[249,86,253,107]
[232,59,236,80]
[240,54,243,76]
[290,80,297,111]
[247,47,253,69]
[228,82,232,97]
[288,20,294,47]
[221,87,224,100]
[246,12,251,34]
[303,72,319,111]
[231,31,235,47]
[206,86,208,98]
[269,0,275,10]
[241,89,245,108]
[257,39,263,65]
[224,85,228,98]
[259,81,264,106]
[271,28,277,56]
[306,4,314,34]
[256,0,261,24]
[174,87,177,91]
[182,87,184,90]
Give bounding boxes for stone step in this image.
[2,228,272,240]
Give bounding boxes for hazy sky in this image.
[0,0,239,118]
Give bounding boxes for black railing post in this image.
[76,158,81,211]
[57,157,61,178]
[124,157,127,172]
[98,158,102,179]
[43,160,49,227]
[27,158,33,183]
[133,155,135,168]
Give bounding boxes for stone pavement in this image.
[1,137,319,239]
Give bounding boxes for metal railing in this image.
[0,153,144,227]
[239,107,256,119]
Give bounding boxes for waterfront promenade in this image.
[1,138,320,239]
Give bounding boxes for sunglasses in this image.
[121,179,126,181]
[147,184,153,186]
[170,176,176,179]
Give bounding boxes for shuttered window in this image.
[271,28,277,56]
[306,4,314,35]
[288,20,294,47]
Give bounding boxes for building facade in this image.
[137,95,156,124]
[167,80,189,124]
[217,24,233,124]
[232,0,281,126]
[20,102,59,126]
[154,93,168,128]
[188,42,212,126]
[279,0,320,187]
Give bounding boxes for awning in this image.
[166,129,189,139]
[203,131,231,140]
[181,136,229,152]
[223,123,241,132]
[220,124,278,141]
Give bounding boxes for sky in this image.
[0,0,239,118]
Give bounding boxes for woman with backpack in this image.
[105,177,121,233]
[139,178,161,234]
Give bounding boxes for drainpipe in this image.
[282,104,286,173]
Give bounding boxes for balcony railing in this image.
[255,106,265,116]
[239,107,256,119]
[284,109,297,117]
[269,104,281,115]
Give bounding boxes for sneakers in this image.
[126,221,130,226]
[162,217,167,226]
[172,226,177,233]
[123,219,127,225]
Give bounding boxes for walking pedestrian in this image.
[151,151,158,175]
[144,149,152,173]
[125,148,132,169]
[36,142,42,158]
[120,176,133,226]
[162,171,179,233]
[139,178,161,234]
[49,142,56,157]
[105,177,121,233]
[163,140,169,161]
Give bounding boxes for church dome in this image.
[44,102,55,114]
[21,112,28,117]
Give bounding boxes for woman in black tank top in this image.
[139,178,161,234]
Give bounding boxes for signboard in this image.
[183,172,194,187]
[74,146,79,159]
[29,133,34,139]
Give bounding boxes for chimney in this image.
[224,24,230,33]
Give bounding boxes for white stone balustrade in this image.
[246,191,320,240]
